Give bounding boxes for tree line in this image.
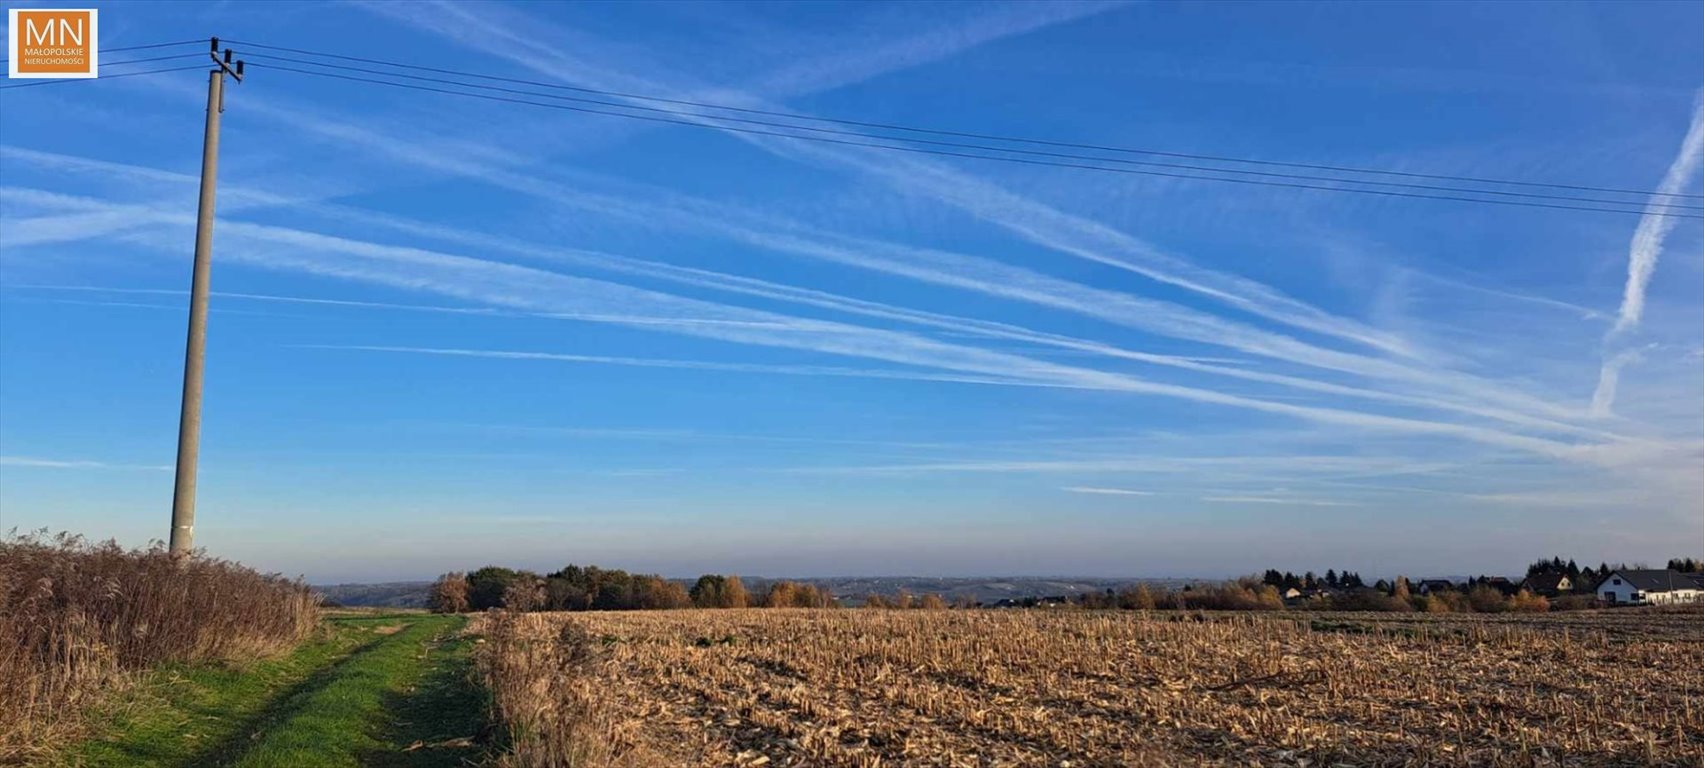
[427,552,1701,614]
[428,566,840,613]
[1258,568,1366,591]
[1520,556,1702,581]
[1070,577,1554,613]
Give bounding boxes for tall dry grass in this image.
[0,531,320,762]
[476,611,659,768]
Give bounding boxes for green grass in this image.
[63,614,491,767]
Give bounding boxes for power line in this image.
[241,52,1701,213]
[227,38,1703,202]
[103,52,211,66]
[0,38,205,65]
[251,62,1702,220]
[0,65,209,91]
[256,62,1699,219]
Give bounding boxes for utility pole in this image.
[169,38,244,559]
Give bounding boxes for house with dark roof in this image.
[1479,577,1519,596]
[1519,573,1574,596]
[1596,570,1704,605]
[1416,579,1454,595]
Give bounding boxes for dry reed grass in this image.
[478,607,1703,768]
[0,531,320,763]
[478,612,668,767]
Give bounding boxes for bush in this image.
[802,584,836,608]
[1179,583,1282,611]
[721,575,750,608]
[504,574,546,612]
[690,574,749,609]
[1507,590,1550,613]
[1330,590,1412,612]
[1467,586,1510,613]
[0,532,318,761]
[1116,585,1157,610]
[545,578,589,611]
[467,566,522,611]
[428,572,470,614]
[764,580,800,608]
[631,575,690,610]
[1425,590,1470,613]
[1392,577,1414,608]
[762,581,835,608]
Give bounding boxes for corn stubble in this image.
[479,608,1702,767]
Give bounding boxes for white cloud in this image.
[298,344,1038,388]
[1612,96,1704,335]
[372,1,1424,363]
[1590,97,1704,417]
[1062,486,1154,496]
[1588,349,1644,418]
[1200,495,1356,507]
[4,148,1617,442]
[0,456,169,470]
[6,184,1620,461]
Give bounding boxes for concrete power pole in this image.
[169,39,244,559]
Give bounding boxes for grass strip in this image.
[64,618,375,767]
[61,614,487,768]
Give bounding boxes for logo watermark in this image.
[8,8,98,79]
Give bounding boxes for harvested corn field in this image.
[477,608,1704,767]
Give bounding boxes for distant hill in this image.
[796,576,1191,604]
[313,576,1191,609]
[705,576,1190,604]
[314,581,432,608]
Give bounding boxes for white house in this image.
[1597,570,1704,605]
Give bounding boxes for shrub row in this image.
[430,567,845,613]
[0,532,319,761]
[1071,581,1566,613]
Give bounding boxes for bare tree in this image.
[428,572,471,614]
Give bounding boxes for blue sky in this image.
[1,1,1701,583]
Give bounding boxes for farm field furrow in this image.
[480,608,1704,768]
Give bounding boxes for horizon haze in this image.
[2,0,1702,584]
